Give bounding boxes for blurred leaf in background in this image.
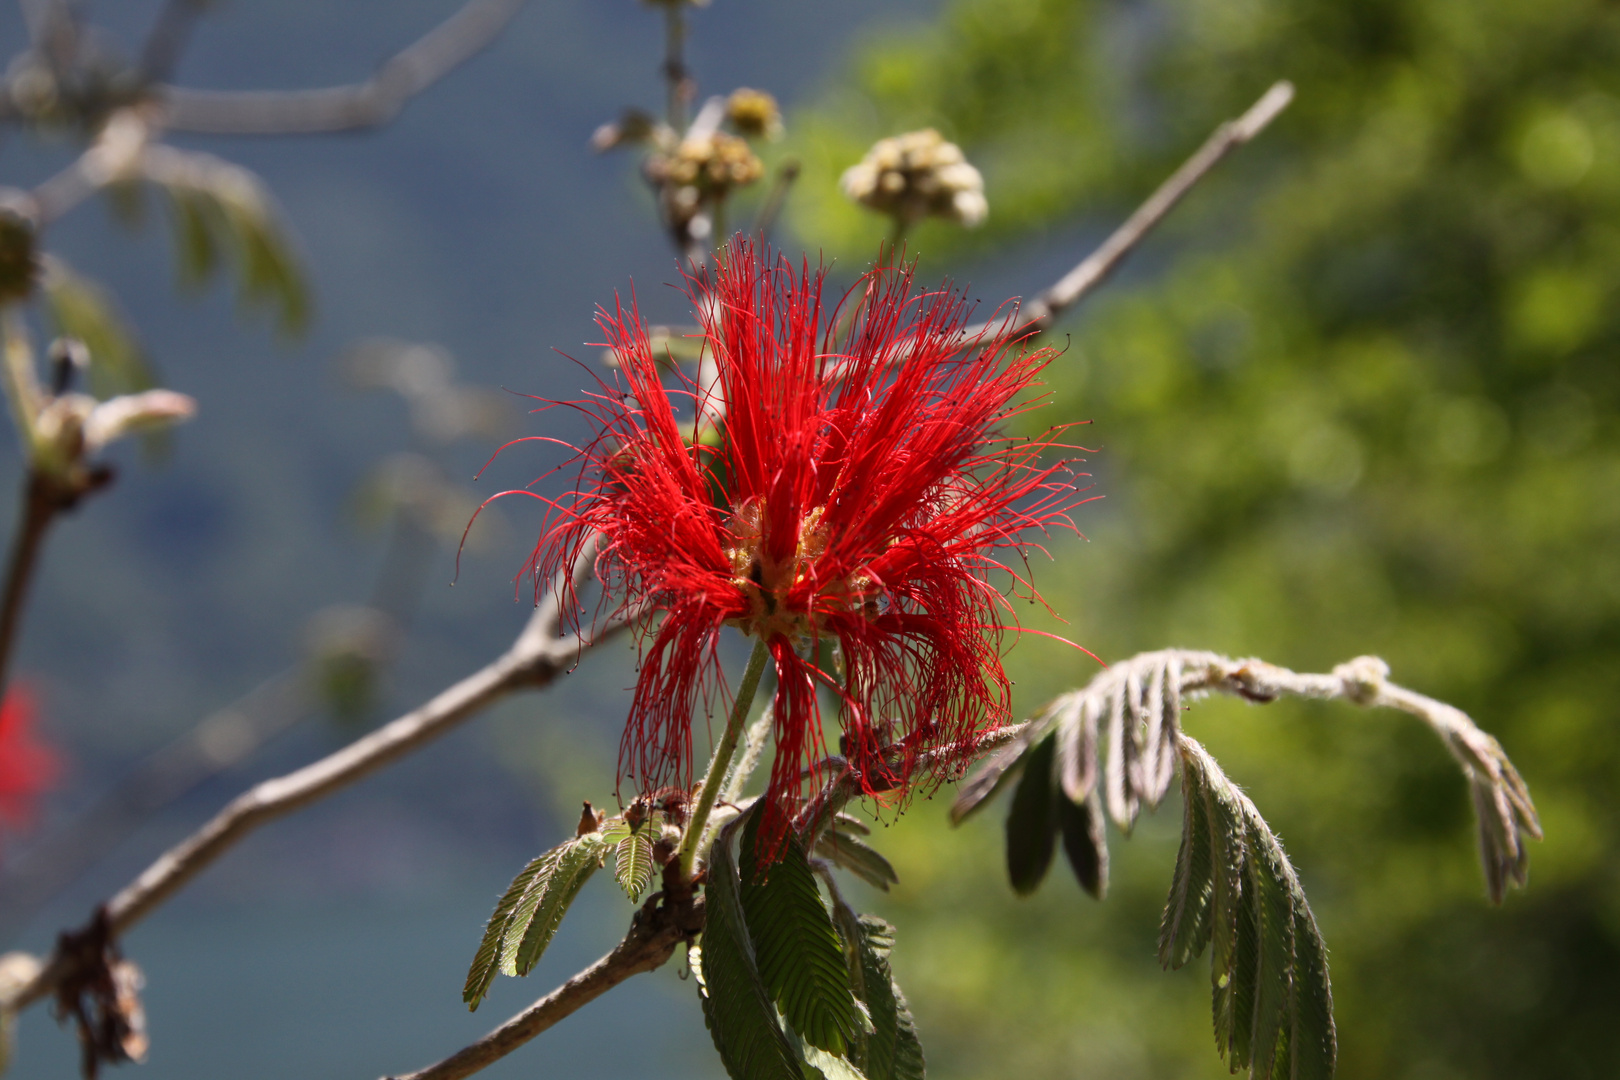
[791,0,1620,1077]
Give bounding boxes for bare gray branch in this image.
[157,0,526,134]
[968,80,1294,345]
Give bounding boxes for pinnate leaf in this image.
[739,811,866,1055]
[143,147,310,334]
[461,832,609,1010]
[1158,753,1215,969]
[1289,901,1336,1080]
[1174,737,1338,1079]
[462,832,608,1010]
[697,814,808,1080]
[844,915,925,1080]
[1246,822,1295,1079]
[463,851,548,1010]
[504,833,609,978]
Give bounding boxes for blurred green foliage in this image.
[791,0,1620,1077]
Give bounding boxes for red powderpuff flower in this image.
[0,683,62,836]
[526,242,1085,826]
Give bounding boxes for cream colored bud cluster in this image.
[840,129,988,228]
[646,130,764,230]
[596,88,780,238]
[646,132,764,192]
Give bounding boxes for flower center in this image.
[723,501,875,640]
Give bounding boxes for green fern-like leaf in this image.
[1158,755,1215,969]
[171,189,220,288]
[739,812,867,1056]
[1247,822,1295,1079]
[1201,742,1249,1056]
[463,847,558,1009]
[1289,899,1337,1080]
[698,815,809,1080]
[460,831,608,1010]
[1004,731,1058,895]
[1177,737,1338,1079]
[502,833,609,978]
[843,915,925,1080]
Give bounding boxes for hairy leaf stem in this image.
[677,636,771,881]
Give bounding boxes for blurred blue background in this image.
[4,0,1618,1078]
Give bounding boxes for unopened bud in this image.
[577,800,606,836]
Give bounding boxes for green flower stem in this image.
[677,636,771,881]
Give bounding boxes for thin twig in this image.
[967,80,1294,346]
[156,0,527,134]
[25,154,102,226]
[12,542,632,1012]
[384,890,705,1080]
[0,473,59,704]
